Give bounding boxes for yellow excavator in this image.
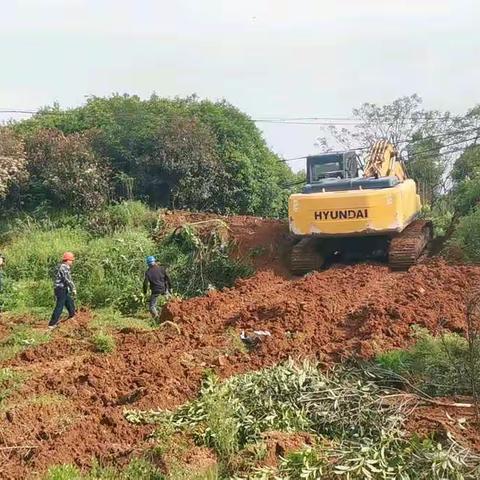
[288,140,432,274]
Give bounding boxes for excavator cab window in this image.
[307,152,358,183]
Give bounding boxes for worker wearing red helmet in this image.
[48,251,77,330]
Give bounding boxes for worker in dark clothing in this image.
[143,255,171,319]
[49,252,76,330]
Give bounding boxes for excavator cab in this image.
[306,152,358,183]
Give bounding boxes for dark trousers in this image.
[49,287,75,326]
[149,293,160,318]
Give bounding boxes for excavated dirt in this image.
[1,214,480,479]
[158,211,291,276]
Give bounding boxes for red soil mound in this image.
[159,211,290,275]
[1,259,479,478]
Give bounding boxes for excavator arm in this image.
[363,140,408,181]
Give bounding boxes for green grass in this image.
[0,367,26,403]
[375,327,477,396]
[91,308,154,332]
[2,226,89,280]
[44,458,164,480]
[0,392,69,416]
[0,202,253,319]
[91,331,116,354]
[44,464,82,480]
[375,348,414,373]
[87,200,160,236]
[225,328,248,355]
[167,465,219,480]
[0,325,49,361]
[25,393,65,407]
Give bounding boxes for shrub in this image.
[15,95,296,217]
[91,331,116,353]
[376,327,476,396]
[450,206,480,262]
[0,127,28,199]
[87,201,159,236]
[157,224,253,297]
[128,362,480,479]
[25,129,111,213]
[243,436,478,480]
[126,362,399,451]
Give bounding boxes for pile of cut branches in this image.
[126,362,480,479]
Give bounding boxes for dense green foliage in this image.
[7,94,295,217]
[450,207,480,262]
[20,129,111,212]
[406,134,445,204]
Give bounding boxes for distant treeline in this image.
[0,94,300,217]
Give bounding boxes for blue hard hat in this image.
[146,255,156,265]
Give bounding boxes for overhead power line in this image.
[254,112,461,121]
[406,133,479,159]
[278,127,479,163]
[0,108,465,127]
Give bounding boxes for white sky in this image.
[1,0,479,171]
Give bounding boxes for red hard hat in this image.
[62,251,75,261]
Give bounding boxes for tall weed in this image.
[3,227,89,280]
[87,201,159,236]
[376,327,476,396]
[74,228,155,311]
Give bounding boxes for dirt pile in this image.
[1,260,480,478]
[158,211,290,275]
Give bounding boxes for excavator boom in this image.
[363,140,408,181]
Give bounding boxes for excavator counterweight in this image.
[288,141,431,274]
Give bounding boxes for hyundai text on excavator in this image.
[288,140,432,274]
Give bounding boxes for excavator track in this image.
[290,238,324,275]
[388,220,432,271]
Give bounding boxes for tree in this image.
[405,134,444,203]
[452,145,480,183]
[319,95,454,150]
[14,94,296,217]
[25,130,111,213]
[0,128,28,199]
[317,95,472,205]
[139,116,222,209]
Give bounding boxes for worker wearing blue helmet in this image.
[143,256,172,319]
